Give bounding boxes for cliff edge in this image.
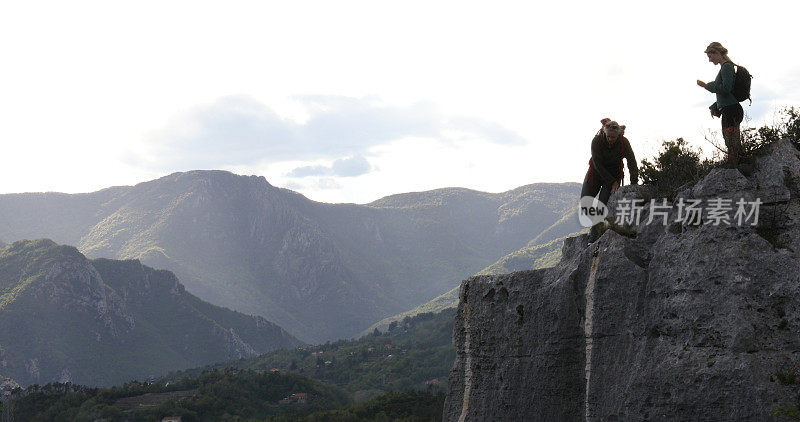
[443,139,800,421]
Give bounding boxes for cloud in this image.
[283,178,343,192]
[133,95,525,171]
[331,154,373,176]
[286,165,330,178]
[444,116,526,145]
[287,155,373,178]
[131,96,294,170]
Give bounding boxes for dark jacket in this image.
[704,61,738,111]
[589,132,638,185]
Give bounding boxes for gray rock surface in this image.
[443,139,800,421]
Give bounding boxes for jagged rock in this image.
[443,139,800,421]
[752,139,800,201]
[691,167,753,199]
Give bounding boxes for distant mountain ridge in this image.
[364,230,585,334]
[0,239,301,386]
[0,172,581,342]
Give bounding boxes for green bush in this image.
[639,138,715,199]
[776,367,799,386]
[774,406,800,420]
[269,391,446,422]
[640,106,800,200]
[742,106,800,153]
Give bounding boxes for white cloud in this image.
[287,155,373,178]
[1,0,800,201]
[132,95,525,172]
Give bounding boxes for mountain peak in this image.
[0,169,582,343]
[163,169,271,185]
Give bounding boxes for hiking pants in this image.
[581,166,615,206]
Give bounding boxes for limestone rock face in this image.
[443,139,800,421]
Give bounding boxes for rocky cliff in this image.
[443,139,800,420]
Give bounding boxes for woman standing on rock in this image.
[697,41,743,165]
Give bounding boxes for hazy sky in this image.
[2,1,799,203]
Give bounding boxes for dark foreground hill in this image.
[5,369,350,421]
[163,308,456,403]
[443,139,800,420]
[1,311,452,420]
[0,174,580,342]
[2,368,444,421]
[0,239,301,386]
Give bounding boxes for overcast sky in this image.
[2,1,799,203]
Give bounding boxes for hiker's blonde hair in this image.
[705,42,735,66]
